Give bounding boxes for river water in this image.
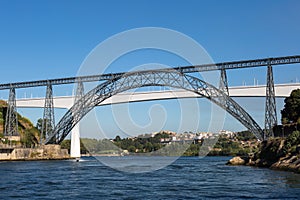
[0,156,299,199]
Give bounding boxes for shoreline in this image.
[227,134,300,174]
[0,157,72,162]
[227,155,300,174]
[0,145,70,161]
[2,153,299,175]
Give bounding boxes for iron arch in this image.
[45,70,263,144]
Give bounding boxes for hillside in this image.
[0,100,40,147]
[228,131,300,173]
[228,89,300,173]
[60,130,260,156]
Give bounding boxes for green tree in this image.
[145,142,153,152]
[36,118,43,131]
[114,135,121,142]
[281,89,300,124]
[236,131,256,141]
[61,139,71,151]
[283,130,300,154]
[36,118,54,140]
[21,129,38,148]
[127,145,136,152]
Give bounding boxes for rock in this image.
[255,158,261,165]
[227,156,245,165]
[246,158,255,166]
[270,155,300,173]
[228,136,300,173]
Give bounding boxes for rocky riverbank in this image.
[227,132,300,173]
[0,144,70,161]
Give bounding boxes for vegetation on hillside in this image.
[60,130,259,156]
[279,89,300,152]
[249,130,300,168]
[282,130,300,155]
[281,89,300,125]
[0,100,40,147]
[259,89,300,161]
[208,132,258,156]
[243,89,300,172]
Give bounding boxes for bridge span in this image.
[2,55,300,147]
[15,83,300,109]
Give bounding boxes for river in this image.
[0,156,299,199]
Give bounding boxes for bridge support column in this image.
[70,119,81,159]
[70,81,84,159]
[264,64,277,139]
[219,68,229,95]
[4,87,19,137]
[41,82,55,144]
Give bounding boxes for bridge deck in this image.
[1,55,299,90]
[14,83,300,109]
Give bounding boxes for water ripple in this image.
[0,156,300,199]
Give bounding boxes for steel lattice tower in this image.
[264,64,277,139]
[4,87,18,137]
[75,80,84,102]
[219,68,229,95]
[41,83,55,144]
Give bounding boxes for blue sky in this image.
[0,0,299,138]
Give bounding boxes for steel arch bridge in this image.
[45,70,263,144]
[3,55,299,144]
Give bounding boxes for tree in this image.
[114,135,121,142]
[281,89,300,124]
[127,145,136,153]
[36,118,43,132]
[21,129,38,148]
[36,118,53,139]
[236,131,256,141]
[61,140,71,151]
[145,142,153,152]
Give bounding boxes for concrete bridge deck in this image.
[14,83,300,109]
